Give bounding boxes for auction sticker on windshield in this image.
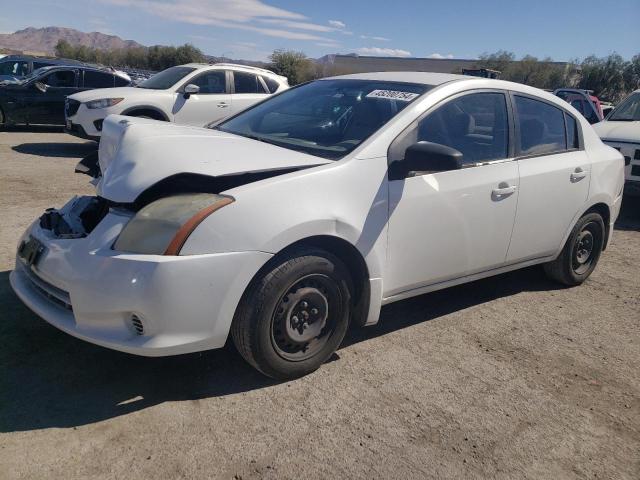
[366,90,420,101]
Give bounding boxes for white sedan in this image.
[11,72,624,379]
[64,63,288,140]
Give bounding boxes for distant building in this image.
[318,54,577,82]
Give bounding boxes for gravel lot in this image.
[0,128,638,479]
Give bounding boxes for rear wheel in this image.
[231,247,352,379]
[543,212,605,286]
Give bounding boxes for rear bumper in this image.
[10,211,272,356]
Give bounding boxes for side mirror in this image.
[34,81,48,93]
[389,142,463,180]
[183,83,200,99]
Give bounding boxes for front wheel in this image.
[231,247,352,379]
[543,212,605,286]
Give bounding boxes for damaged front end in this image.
[38,196,109,239]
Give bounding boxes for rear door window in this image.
[83,70,114,88]
[233,71,263,94]
[514,96,566,156]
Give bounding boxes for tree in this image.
[269,50,315,85]
[578,53,629,102]
[478,50,515,73]
[54,40,205,71]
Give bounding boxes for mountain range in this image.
[0,27,144,55]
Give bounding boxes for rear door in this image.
[81,70,115,91]
[172,69,231,126]
[229,70,270,116]
[506,94,590,262]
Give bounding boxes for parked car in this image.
[554,88,604,124]
[65,63,289,141]
[593,90,640,195]
[11,73,624,379]
[0,65,130,127]
[0,54,85,83]
[600,101,615,118]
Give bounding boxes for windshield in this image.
[608,93,640,121]
[136,66,196,90]
[215,79,429,160]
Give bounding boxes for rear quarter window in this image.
[262,76,280,93]
[114,75,130,87]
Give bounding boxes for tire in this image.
[231,247,352,380]
[543,212,605,286]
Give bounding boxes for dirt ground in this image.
[0,128,638,480]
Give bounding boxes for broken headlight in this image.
[113,193,234,255]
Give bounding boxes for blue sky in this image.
[2,0,638,61]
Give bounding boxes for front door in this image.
[29,69,79,124]
[173,70,231,126]
[385,91,519,297]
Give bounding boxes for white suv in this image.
[64,63,288,140]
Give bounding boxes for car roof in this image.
[181,62,283,78]
[0,55,84,65]
[32,64,129,78]
[323,71,477,86]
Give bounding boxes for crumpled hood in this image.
[68,86,151,102]
[97,115,329,203]
[593,121,640,143]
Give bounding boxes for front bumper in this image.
[65,103,117,139]
[10,208,272,356]
[64,121,100,142]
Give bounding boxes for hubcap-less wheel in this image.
[572,223,596,275]
[271,274,341,362]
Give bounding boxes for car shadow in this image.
[1,125,65,134]
[0,264,563,433]
[11,141,97,158]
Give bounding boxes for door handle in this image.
[570,167,587,182]
[217,102,229,108]
[492,182,517,200]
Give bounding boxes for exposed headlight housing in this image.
[85,98,124,109]
[113,193,234,255]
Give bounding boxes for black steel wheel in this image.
[232,247,352,379]
[544,212,605,286]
